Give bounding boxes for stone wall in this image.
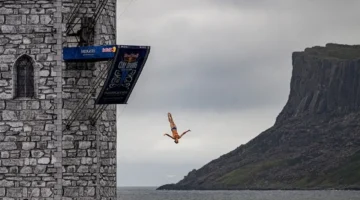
[0,1,59,199]
[61,0,117,199]
[61,1,97,200]
[0,0,117,199]
[94,0,117,198]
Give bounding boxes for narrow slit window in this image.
[16,55,34,98]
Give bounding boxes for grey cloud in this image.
[117,0,360,113]
[210,0,360,11]
[117,10,292,113]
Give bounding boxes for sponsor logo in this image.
[81,49,95,54]
[124,53,139,63]
[102,46,117,53]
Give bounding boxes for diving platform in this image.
[63,45,151,128]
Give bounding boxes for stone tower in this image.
[0,0,117,199]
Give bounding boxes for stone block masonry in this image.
[0,0,117,199]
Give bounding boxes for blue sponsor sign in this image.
[95,45,151,104]
[63,45,117,61]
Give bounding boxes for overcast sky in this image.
[114,0,360,186]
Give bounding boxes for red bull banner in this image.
[95,45,151,104]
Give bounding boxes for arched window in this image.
[14,55,35,98]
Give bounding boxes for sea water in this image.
[117,187,360,200]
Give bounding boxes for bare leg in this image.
[179,129,191,138]
[168,113,176,129]
[168,113,173,123]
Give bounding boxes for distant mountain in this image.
[157,43,360,190]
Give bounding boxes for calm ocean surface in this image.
[117,187,360,200]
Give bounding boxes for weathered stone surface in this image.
[7,122,23,128]
[19,8,30,14]
[7,188,22,198]
[81,157,92,165]
[20,166,32,173]
[22,37,31,44]
[3,48,16,54]
[30,150,43,158]
[0,7,13,14]
[26,101,40,110]
[77,78,89,85]
[0,80,8,86]
[29,188,40,197]
[2,159,24,166]
[0,180,14,187]
[63,158,80,166]
[0,188,5,196]
[64,187,80,197]
[28,15,40,24]
[34,165,47,174]
[0,38,9,45]
[0,167,9,173]
[2,111,17,121]
[41,188,52,197]
[0,125,10,132]
[0,142,17,150]
[22,142,36,150]
[23,125,32,132]
[63,141,74,149]
[0,25,16,34]
[79,141,91,149]
[85,187,95,196]
[0,54,15,62]
[77,166,89,173]
[9,166,18,174]
[44,124,56,131]
[39,69,50,77]
[38,157,50,164]
[4,136,16,142]
[5,15,22,25]
[40,15,52,24]
[1,151,10,158]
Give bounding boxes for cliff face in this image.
[277,43,360,123]
[157,43,360,190]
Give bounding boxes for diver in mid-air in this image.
[164,112,191,144]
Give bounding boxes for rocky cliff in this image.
[157,43,360,190]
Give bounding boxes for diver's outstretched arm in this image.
[164,133,174,139]
[179,129,191,138]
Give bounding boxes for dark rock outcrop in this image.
[157,43,360,190]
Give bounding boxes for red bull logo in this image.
[124,53,139,63]
[102,46,117,53]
